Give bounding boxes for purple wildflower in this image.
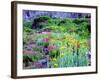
[87,51,91,59]
[43,47,49,55]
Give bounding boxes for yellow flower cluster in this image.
[52,58,57,61]
[60,46,65,50]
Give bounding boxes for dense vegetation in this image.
[23,15,91,69]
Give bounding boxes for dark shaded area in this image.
[32,16,51,29]
[23,56,33,67]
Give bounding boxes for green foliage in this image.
[23,16,91,68]
[44,42,49,47]
[23,21,32,28]
[23,32,34,45]
[58,19,73,26]
[32,53,43,62]
[49,49,60,59]
[35,16,51,22]
[73,18,88,24]
[24,27,33,33]
[32,56,38,62]
[48,18,61,26]
[24,16,90,37]
[32,16,52,29]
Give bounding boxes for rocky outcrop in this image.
[23,10,90,22]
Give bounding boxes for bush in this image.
[73,18,89,24]
[48,18,61,26]
[32,52,43,62]
[58,19,73,26]
[32,16,52,29]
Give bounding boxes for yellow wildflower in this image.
[52,58,57,61]
[51,39,55,42]
[60,46,65,50]
[60,53,64,57]
[54,63,58,67]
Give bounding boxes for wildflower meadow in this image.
[23,10,91,69]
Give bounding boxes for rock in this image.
[23,10,91,22]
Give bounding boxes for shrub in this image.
[58,19,73,26]
[32,16,52,29]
